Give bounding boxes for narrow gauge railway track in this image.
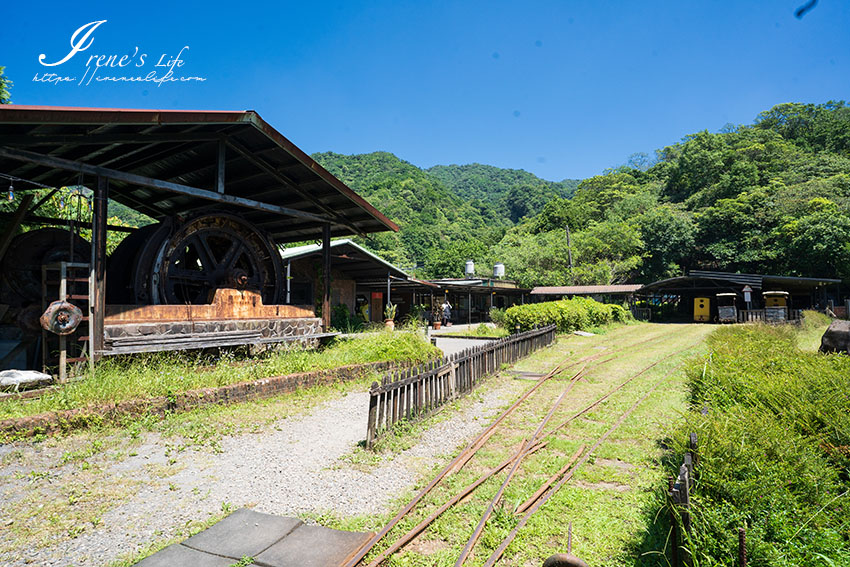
[345,326,699,567]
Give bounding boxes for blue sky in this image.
[3,1,849,181]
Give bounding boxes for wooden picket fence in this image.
[668,433,697,567]
[365,325,557,447]
[668,433,751,567]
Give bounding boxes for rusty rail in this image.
[350,328,693,567]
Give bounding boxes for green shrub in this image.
[503,298,631,333]
[674,323,850,565]
[489,307,508,328]
[801,309,831,330]
[331,304,362,332]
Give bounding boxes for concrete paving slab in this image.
[135,543,244,567]
[255,523,374,567]
[181,508,302,559]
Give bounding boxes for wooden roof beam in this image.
[0,145,334,224]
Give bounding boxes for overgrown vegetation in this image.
[0,332,440,420]
[504,297,631,332]
[672,316,850,566]
[323,323,713,567]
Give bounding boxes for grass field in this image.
[320,322,715,566]
[0,331,440,421]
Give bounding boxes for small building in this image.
[279,239,437,324]
[635,270,843,323]
[429,278,530,324]
[277,245,533,327]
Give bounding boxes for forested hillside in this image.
[312,151,510,270]
[427,163,579,223]
[313,102,850,287]
[493,101,850,287]
[312,152,578,274]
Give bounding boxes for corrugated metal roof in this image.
[280,239,409,280]
[688,270,764,287]
[531,285,641,295]
[0,105,398,243]
[637,271,841,294]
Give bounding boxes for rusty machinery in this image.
[0,211,284,373]
[106,211,283,306]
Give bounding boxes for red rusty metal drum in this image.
[40,300,84,335]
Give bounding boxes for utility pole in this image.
[566,225,573,271]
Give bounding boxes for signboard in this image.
[742,285,752,304]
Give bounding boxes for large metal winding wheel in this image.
[107,213,283,305]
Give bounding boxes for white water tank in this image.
[465,260,475,276]
[493,263,505,278]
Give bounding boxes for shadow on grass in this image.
[621,436,678,567]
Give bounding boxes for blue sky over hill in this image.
[3,1,849,180]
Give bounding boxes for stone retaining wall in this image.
[0,359,407,439]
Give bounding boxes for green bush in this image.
[503,297,632,333]
[674,323,850,565]
[331,304,362,332]
[489,306,508,328]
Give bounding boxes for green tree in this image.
[636,205,695,281]
[0,66,12,104]
[775,199,850,280]
[570,220,644,284]
[424,239,489,278]
[492,229,572,288]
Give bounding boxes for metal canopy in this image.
[637,271,841,294]
[0,105,398,243]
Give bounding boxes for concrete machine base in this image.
[135,508,374,567]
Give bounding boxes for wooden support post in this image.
[0,193,34,261]
[285,260,291,304]
[322,223,331,332]
[216,138,226,194]
[679,464,691,534]
[90,176,108,361]
[58,262,67,382]
[669,476,679,567]
[738,527,747,567]
[366,381,379,448]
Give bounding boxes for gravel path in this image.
[0,373,527,566]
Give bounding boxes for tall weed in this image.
[675,322,850,566]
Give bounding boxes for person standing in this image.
[441,299,452,326]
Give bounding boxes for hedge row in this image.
[503,297,631,333]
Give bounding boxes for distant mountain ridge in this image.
[427,163,580,202]
[311,151,574,268]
